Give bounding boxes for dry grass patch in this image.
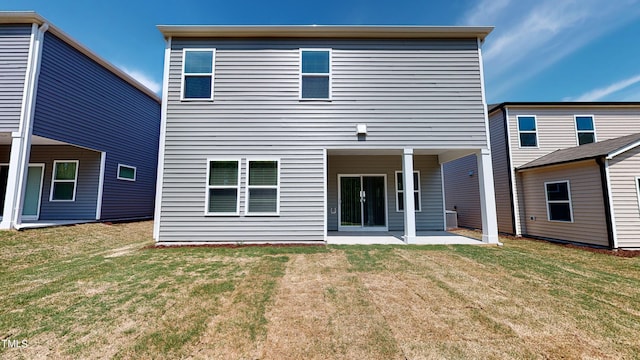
[1,223,639,359]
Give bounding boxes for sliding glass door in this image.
[339,175,386,230]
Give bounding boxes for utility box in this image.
[445,210,458,230]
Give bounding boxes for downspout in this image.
[596,157,616,249]
[13,22,49,227]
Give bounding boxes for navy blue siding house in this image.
[0,12,160,229]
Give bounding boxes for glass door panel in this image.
[362,176,386,227]
[340,176,361,226]
[23,165,43,218]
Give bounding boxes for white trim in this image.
[21,163,45,221]
[605,160,618,248]
[299,48,332,101]
[323,149,328,239]
[516,115,539,148]
[154,37,171,240]
[477,38,491,152]
[205,158,241,216]
[607,139,640,160]
[440,163,447,231]
[180,48,215,101]
[116,163,137,181]
[245,158,280,216]
[574,114,597,146]
[49,160,79,202]
[337,174,388,231]
[96,152,106,220]
[544,180,574,223]
[394,170,421,212]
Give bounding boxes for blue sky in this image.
[4,0,640,103]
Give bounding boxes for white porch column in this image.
[0,134,29,229]
[402,148,416,243]
[477,148,499,244]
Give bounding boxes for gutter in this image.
[596,157,616,249]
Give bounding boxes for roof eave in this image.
[157,25,493,40]
[489,101,640,115]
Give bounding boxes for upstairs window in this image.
[395,171,421,212]
[182,49,214,100]
[517,116,538,147]
[300,49,331,100]
[575,115,596,145]
[545,181,573,222]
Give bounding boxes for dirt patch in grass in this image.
[261,250,401,359]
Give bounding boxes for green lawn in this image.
[1,221,639,359]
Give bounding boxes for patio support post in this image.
[477,148,499,244]
[402,148,417,243]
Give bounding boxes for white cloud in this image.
[117,65,162,94]
[460,0,640,100]
[569,74,640,101]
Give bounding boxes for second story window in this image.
[575,115,596,145]
[300,49,331,100]
[182,49,214,100]
[517,116,538,147]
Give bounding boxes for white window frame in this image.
[245,158,280,216]
[544,180,574,223]
[574,114,597,146]
[50,160,79,202]
[205,158,241,216]
[394,170,422,212]
[299,48,332,101]
[517,115,538,148]
[180,48,215,101]
[117,164,136,182]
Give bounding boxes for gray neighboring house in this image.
[154,25,500,245]
[444,102,640,249]
[0,12,161,229]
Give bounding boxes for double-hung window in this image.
[575,115,596,145]
[300,49,331,100]
[395,171,421,212]
[182,49,215,100]
[518,116,538,147]
[50,160,78,201]
[206,160,240,215]
[545,181,573,222]
[246,160,279,215]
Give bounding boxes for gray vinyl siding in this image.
[442,154,480,229]
[520,160,608,247]
[488,110,514,233]
[31,32,160,220]
[159,37,486,242]
[608,147,640,248]
[0,25,32,132]
[160,151,325,242]
[327,155,443,232]
[0,145,100,220]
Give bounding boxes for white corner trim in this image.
[96,152,106,220]
[323,148,328,239]
[477,38,491,152]
[154,37,172,240]
[440,163,446,231]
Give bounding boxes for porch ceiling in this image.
[0,134,69,146]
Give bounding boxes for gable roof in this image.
[488,102,640,115]
[0,11,160,103]
[157,25,493,41]
[518,133,640,171]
